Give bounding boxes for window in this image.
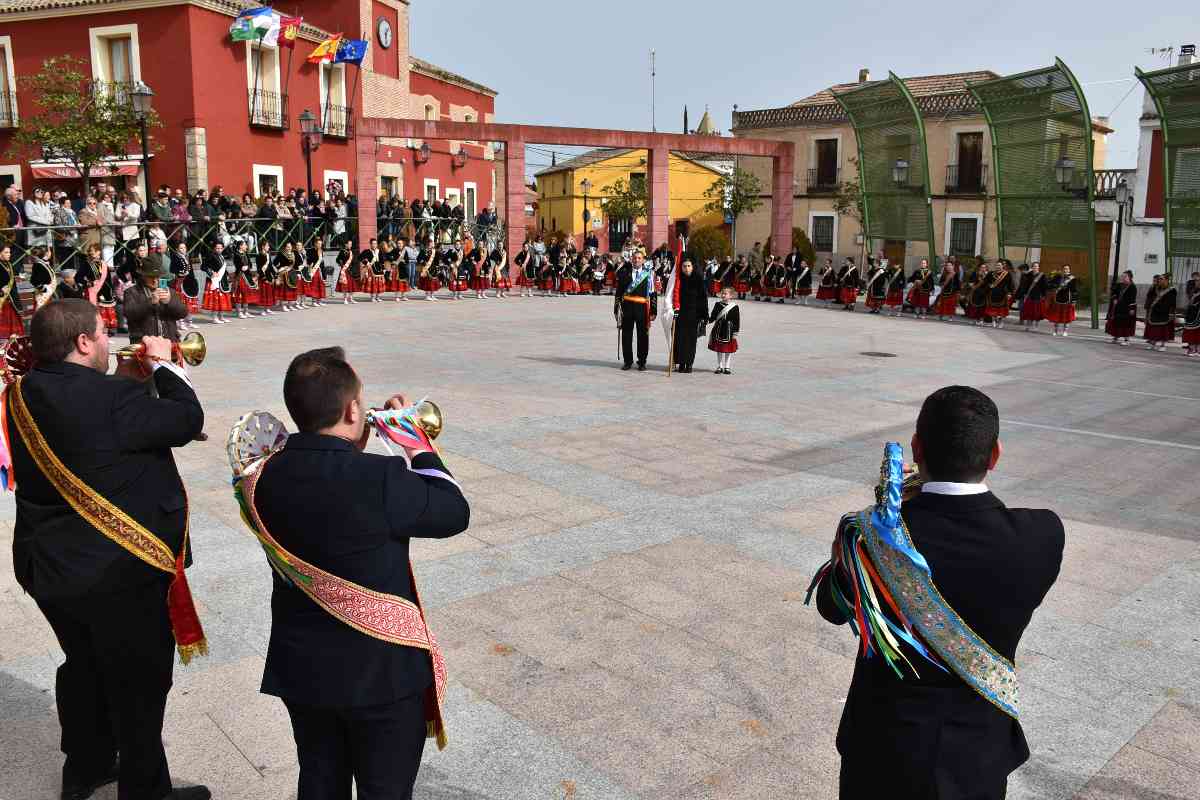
[424,178,439,202]
[815,139,839,187]
[810,214,835,252]
[89,25,140,106]
[0,38,16,127]
[323,170,349,197]
[320,63,348,136]
[252,164,283,197]
[0,165,19,192]
[463,183,477,220]
[247,41,283,127]
[424,104,435,121]
[945,214,982,257]
[955,132,984,191]
[381,176,398,198]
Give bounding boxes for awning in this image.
[30,163,141,179]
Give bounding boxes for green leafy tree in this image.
[764,227,816,265]
[601,177,648,224]
[687,225,732,264]
[703,168,763,255]
[833,157,867,262]
[6,56,161,196]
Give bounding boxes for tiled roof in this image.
[410,56,497,97]
[790,70,1000,106]
[534,148,726,178]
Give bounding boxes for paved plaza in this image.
[2,293,1199,800]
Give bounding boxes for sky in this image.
[410,0,1197,181]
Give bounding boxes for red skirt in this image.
[496,277,512,289]
[964,304,985,320]
[561,278,579,294]
[419,276,441,292]
[733,281,750,294]
[986,299,1012,319]
[1045,302,1076,324]
[1020,298,1045,321]
[0,302,25,338]
[794,286,812,297]
[934,293,959,316]
[364,274,386,294]
[98,303,118,330]
[336,271,357,293]
[235,282,261,306]
[580,280,594,293]
[908,288,931,309]
[257,283,276,307]
[768,286,787,298]
[448,279,469,292]
[515,274,533,287]
[838,287,857,305]
[1145,321,1175,342]
[1105,317,1136,338]
[538,277,555,290]
[202,287,233,312]
[709,336,738,354]
[470,276,491,291]
[884,288,904,308]
[281,284,299,302]
[1183,327,1200,344]
[865,294,885,310]
[306,273,325,299]
[173,280,201,314]
[389,277,410,293]
[816,285,836,301]
[708,280,723,295]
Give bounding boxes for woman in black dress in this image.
[1105,269,1138,346]
[671,259,709,373]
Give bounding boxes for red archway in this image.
[356,119,795,259]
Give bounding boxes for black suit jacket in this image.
[10,362,203,601]
[252,433,470,708]
[817,491,1063,797]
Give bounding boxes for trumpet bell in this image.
[177,332,207,366]
[412,399,443,440]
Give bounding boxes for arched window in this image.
[424,104,435,121]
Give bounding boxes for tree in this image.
[833,157,867,263]
[602,178,647,224]
[703,167,763,256]
[687,225,732,264]
[764,227,816,265]
[7,56,161,196]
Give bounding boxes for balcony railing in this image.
[248,89,289,130]
[805,167,841,193]
[0,90,16,128]
[91,80,134,107]
[1094,168,1135,198]
[322,104,353,139]
[945,163,989,194]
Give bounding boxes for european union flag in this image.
[334,38,368,65]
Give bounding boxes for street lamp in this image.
[892,158,909,187]
[1054,156,1075,191]
[129,81,154,199]
[452,149,467,170]
[1111,177,1130,291]
[299,109,322,200]
[415,141,431,165]
[581,177,592,247]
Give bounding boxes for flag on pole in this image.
[306,34,343,64]
[230,7,278,44]
[333,38,368,65]
[278,16,303,48]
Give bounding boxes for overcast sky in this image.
[411,0,1196,179]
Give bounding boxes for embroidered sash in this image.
[238,457,449,750]
[5,379,207,663]
[806,443,1019,720]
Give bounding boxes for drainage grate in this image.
[860,351,898,358]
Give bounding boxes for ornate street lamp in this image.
[581,177,592,242]
[452,149,467,170]
[892,158,910,187]
[415,141,431,165]
[1054,156,1075,191]
[299,109,322,200]
[129,81,154,199]
[1112,177,1130,290]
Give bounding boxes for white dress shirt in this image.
[921,481,989,496]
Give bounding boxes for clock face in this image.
[377,18,393,48]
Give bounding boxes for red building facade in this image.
[0,0,497,215]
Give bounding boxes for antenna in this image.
[650,50,656,132]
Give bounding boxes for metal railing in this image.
[91,80,134,107]
[945,163,989,194]
[805,167,841,193]
[0,90,16,128]
[248,89,289,130]
[1094,168,1135,198]
[322,104,353,138]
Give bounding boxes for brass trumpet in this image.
[115,331,207,367]
[367,398,444,440]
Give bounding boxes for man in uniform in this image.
[6,299,208,800]
[614,251,658,371]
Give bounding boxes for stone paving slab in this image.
[2,294,1199,799]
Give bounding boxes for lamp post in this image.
[892,158,910,188]
[299,109,322,200]
[129,81,154,199]
[1111,177,1130,291]
[581,177,592,249]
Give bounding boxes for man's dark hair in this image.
[283,347,361,433]
[915,386,1000,482]
[31,299,101,364]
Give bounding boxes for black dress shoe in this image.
[621,363,632,371]
[61,763,118,800]
[166,787,212,800]
[637,363,646,371]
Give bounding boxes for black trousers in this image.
[620,301,650,366]
[672,317,700,367]
[840,758,1007,800]
[284,691,428,800]
[37,577,175,800]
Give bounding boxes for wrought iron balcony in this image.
[1094,168,1135,198]
[805,167,841,193]
[321,104,354,139]
[946,163,989,194]
[0,90,15,128]
[90,80,134,107]
[248,89,289,130]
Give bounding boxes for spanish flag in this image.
[306,34,342,64]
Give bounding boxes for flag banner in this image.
[278,16,303,48]
[306,34,343,64]
[334,38,368,65]
[230,7,278,44]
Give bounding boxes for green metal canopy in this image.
[1136,61,1200,281]
[832,72,936,267]
[968,59,1099,326]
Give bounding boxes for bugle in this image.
[115,331,207,367]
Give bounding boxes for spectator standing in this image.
[52,194,80,271]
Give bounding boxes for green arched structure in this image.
[1136,61,1200,282]
[968,59,1099,327]
[832,72,936,269]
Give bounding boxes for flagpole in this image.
[251,28,266,125]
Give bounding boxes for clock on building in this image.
[376,17,393,49]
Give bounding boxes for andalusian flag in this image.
[229,7,278,44]
[278,15,303,48]
[306,34,343,65]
